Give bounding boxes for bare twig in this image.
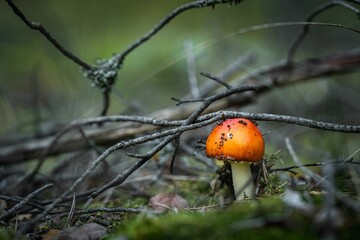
[129,20,359,92]
[4,0,92,70]
[101,91,111,117]
[171,97,205,106]
[285,138,360,213]
[184,40,200,98]
[285,138,322,181]
[59,206,144,217]
[200,72,233,90]
[0,183,53,220]
[0,195,46,212]
[65,194,76,227]
[21,124,101,184]
[201,111,360,133]
[124,174,210,184]
[113,0,237,67]
[26,114,186,175]
[89,136,178,199]
[189,53,256,98]
[270,159,360,173]
[286,1,360,63]
[195,22,360,57]
[169,137,181,174]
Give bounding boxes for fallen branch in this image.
[0,183,53,220]
[1,48,360,164]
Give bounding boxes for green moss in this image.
[106,198,321,240]
[0,227,17,240]
[105,191,360,239]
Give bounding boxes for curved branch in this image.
[114,0,236,66]
[200,111,360,133]
[270,159,360,174]
[0,183,53,220]
[1,49,360,164]
[286,1,360,63]
[5,0,93,70]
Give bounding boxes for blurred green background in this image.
[1,0,359,161]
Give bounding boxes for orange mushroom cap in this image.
[206,118,265,162]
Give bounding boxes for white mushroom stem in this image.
[229,162,254,200]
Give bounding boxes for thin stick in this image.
[270,159,360,173]
[59,206,144,217]
[200,72,233,90]
[114,0,235,66]
[286,1,360,63]
[184,40,200,99]
[0,183,53,220]
[65,194,76,227]
[285,138,322,182]
[199,111,360,133]
[169,137,181,174]
[4,0,92,70]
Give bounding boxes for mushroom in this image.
[206,118,265,200]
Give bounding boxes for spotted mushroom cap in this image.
[205,118,265,162]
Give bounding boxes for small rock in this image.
[56,223,107,240]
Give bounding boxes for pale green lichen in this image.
[82,56,120,92]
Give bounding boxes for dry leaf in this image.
[149,192,189,213]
